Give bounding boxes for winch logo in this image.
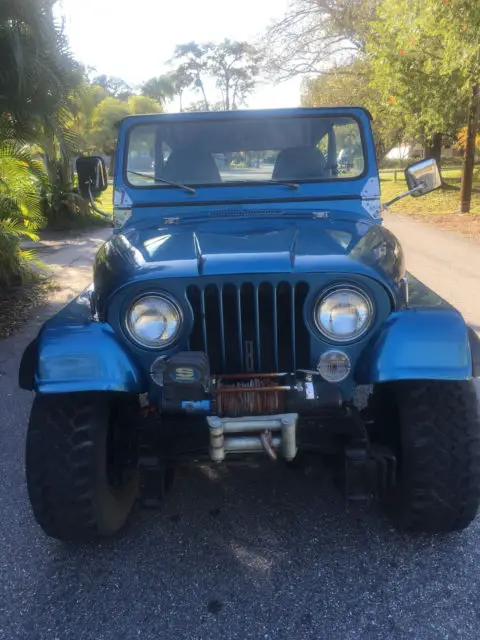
[170,367,200,383]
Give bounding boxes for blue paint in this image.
[36,322,145,394]
[27,287,145,394]
[357,309,472,383]
[92,216,403,305]
[19,107,476,398]
[181,400,211,413]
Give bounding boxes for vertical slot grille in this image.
[187,281,310,374]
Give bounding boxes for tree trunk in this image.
[225,77,230,111]
[460,84,479,214]
[424,133,442,165]
[197,76,209,111]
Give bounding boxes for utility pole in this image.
[460,83,479,213]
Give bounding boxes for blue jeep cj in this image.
[20,108,480,541]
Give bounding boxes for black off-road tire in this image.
[26,393,139,542]
[371,380,480,533]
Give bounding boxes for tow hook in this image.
[260,430,278,460]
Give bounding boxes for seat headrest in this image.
[273,146,326,181]
[162,149,221,184]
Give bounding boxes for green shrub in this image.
[0,142,44,290]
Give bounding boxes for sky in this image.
[56,0,303,111]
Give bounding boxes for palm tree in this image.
[0,0,83,287]
[142,75,177,106]
[0,0,79,139]
[170,68,193,112]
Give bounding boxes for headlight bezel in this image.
[124,291,183,349]
[313,284,374,344]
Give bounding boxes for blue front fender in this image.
[34,323,145,394]
[28,323,145,394]
[19,287,145,394]
[357,309,474,383]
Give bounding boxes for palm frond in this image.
[0,0,86,288]
[0,217,39,241]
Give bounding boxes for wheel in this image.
[370,380,480,533]
[26,392,139,541]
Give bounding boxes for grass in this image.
[98,185,114,215]
[380,168,480,240]
[380,168,480,215]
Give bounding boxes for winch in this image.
[152,351,344,462]
[156,352,343,419]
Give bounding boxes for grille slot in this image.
[187,282,310,374]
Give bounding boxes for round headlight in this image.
[315,286,372,342]
[126,294,182,348]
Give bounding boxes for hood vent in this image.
[208,209,284,218]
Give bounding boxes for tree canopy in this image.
[264,0,379,79]
[166,40,262,111]
[142,75,176,105]
[367,0,472,144]
[301,60,404,160]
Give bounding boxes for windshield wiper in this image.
[128,171,299,192]
[234,179,300,190]
[127,170,196,194]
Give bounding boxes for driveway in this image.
[384,212,480,329]
[1,221,480,640]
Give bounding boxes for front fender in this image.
[19,286,145,394]
[357,309,474,383]
[20,323,145,394]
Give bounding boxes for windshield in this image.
[125,115,365,188]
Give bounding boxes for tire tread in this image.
[393,380,480,532]
[26,393,128,541]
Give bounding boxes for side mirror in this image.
[405,158,442,197]
[76,156,108,198]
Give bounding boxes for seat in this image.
[161,149,221,184]
[273,146,327,181]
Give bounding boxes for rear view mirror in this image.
[405,158,442,197]
[76,156,108,198]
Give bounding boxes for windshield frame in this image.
[122,111,369,191]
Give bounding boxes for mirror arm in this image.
[87,184,112,221]
[382,182,426,210]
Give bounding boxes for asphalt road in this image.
[384,212,480,329]
[1,220,480,640]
